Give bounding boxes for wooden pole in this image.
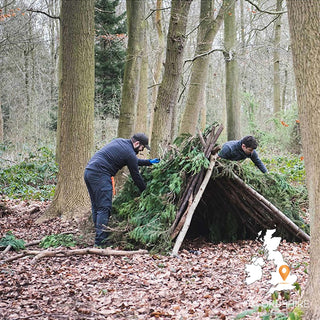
[172,155,217,256]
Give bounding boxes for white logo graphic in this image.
[245,229,297,293]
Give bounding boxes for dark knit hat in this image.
[132,133,150,150]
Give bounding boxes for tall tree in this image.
[0,105,3,143]
[135,27,148,134]
[224,0,240,140]
[286,1,320,318]
[179,0,227,136]
[95,0,126,119]
[273,0,283,116]
[117,0,145,139]
[149,0,165,139]
[151,0,192,156]
[40,0,95,221]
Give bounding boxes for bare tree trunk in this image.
[0,104,3,143]
[281,67,288,110]
[117,0,145,139]
[224,0,241,140]
[179,0,227,136]
[135,23,148,134]
[287,1,320,318]
[46,0,59,112]
[151,0,192,157]
[40,0,95,222]
[149,0,165,140]
[273,0,283,116]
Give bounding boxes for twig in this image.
[244,0,287,14]
[0,245,12,259]
[251,14,281,32]
[145,6,171,20]
[184,49,225,64]
[27,9,60,20]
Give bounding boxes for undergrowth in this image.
[0,146,57,200]
[0,231,26,251]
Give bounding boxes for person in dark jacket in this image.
[218,135,268,173]
[84,133,159,247]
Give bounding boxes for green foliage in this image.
[235,303,302,320]
[263,156,305,184]
[0,146,57,200]
[253,105,302,156]
[40,233,76,249]
[0,231,25,251]
[95,0,126,118]
[236,285,303,320]
[112,132,213,250]
[242,92,260,135]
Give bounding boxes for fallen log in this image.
[2,247,149,263]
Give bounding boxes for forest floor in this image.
[0,200,309,320]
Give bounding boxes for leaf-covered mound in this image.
[111,134,309,252]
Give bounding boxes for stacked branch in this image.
[170,124,223,241]
[230,173,310,242]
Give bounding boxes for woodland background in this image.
[1,0,319,319]
[0,0,301,160]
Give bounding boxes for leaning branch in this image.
[172,155,217,256]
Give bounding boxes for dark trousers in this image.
[84,169,112,246]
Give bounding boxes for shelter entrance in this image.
[186,177,258,243]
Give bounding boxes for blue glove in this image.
[149,158,160,164]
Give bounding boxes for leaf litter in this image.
[0,200,309,319]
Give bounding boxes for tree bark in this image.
[179,0,227,136]
[286,0,320,318]
[0,104,3,143]
[40,0,95,221]
[273,0,283,116]
[151,0,192,157]
[224,0,241,140]
[135,23,148,135]
[149,0,165,141]
[117,0,145,139]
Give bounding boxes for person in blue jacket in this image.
[218,135,267,173]
[84,133,160,247]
